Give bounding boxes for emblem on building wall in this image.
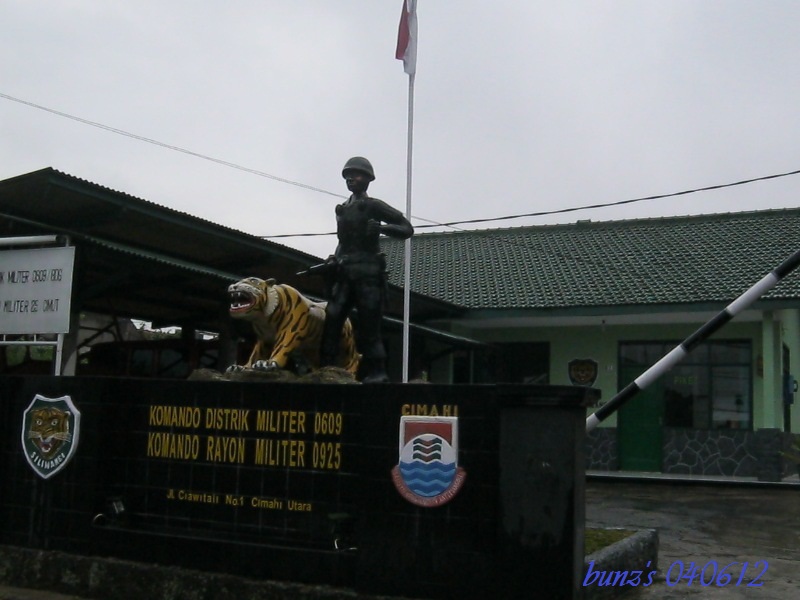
[21,394,81,479]
[391,415,466,507]
[568,358,598,387]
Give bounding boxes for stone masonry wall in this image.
[587,427,793,482]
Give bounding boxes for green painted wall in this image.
[463,318,768,430]
[778,309,800,433]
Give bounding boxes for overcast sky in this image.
[2,1,799,259]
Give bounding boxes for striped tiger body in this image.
[227,277,359,375]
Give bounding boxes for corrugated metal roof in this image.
[0,168,460,329]
[382,209,800,310]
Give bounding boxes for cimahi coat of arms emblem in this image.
[391,415,466,507]
[21,394,81,479]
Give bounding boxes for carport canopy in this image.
[0,168,463,334]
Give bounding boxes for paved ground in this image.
[0,588,84,600]
[586,478,800,598]
[3,478,798,599]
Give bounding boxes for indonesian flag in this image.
[395,0,417,75]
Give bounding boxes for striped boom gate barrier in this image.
[587,248,800,433]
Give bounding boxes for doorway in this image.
[617,365,664,471]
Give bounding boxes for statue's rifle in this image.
[297,261,338,298]
[587,247,800,433]
[296,262,335,277]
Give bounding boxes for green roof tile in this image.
[381,209,800,310]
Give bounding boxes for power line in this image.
[265,214,467,238]
[1,91,458,237]
[0,92,347,200]
[4,91,799,239]
[264,167,800,238]
[413,168,800,229]
[0,92,651,286]
[6,91,797,292]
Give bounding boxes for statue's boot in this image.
[361,358,389,384]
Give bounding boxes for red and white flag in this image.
[395,0,417,75]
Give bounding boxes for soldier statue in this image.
[319,157,414,383]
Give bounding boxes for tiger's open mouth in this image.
[229,290,256,314]
[31,434,58,456]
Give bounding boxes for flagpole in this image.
[396,0,417,383]
[402,71,415,383]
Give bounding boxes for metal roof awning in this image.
[0,168,464,332]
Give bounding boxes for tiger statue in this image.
[227,277,360,375]
[27,407,72,459]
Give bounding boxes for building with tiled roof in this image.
[383,209,800,311]
[383,209,800,481]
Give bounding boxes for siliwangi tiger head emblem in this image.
[22,394,81,479]
[568,358,598,387]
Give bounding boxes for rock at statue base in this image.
[188,366,357,384]
[188,367,296,382]
[296,366,359,384]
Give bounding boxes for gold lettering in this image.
[255,410,307,434]
[253,438,306,467]
[175,490,219,504]
[400,404,458,417]
[146,432,200,460]
[205,436,246,463]
[287,500,312,512]
[312,442,342,470]
[204,408,250,431]
[313,412,343,435]
[148,405,201,428]
[224,494,245,506]
[251,496,283,510]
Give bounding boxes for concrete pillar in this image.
[216,306,239,371]
[778,309,800,432]
[758,312,782,429]
[58,310,81,376]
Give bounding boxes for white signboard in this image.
[0,247,76,334]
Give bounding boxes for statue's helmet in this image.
[342,156,375,181]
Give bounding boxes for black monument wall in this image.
[0,376,594,599]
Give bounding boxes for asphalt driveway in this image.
[586,479,800,599]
